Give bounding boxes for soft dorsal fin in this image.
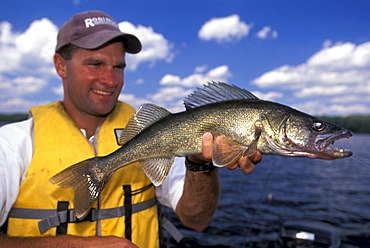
[184,81,259,110]
[119,103,171,145]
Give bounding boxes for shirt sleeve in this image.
[155,157,185,211]
[0,119,33,227]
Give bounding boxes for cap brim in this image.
[71,29,142,54]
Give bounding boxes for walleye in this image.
[50,82,353,219]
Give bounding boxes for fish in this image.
[49,82,353,219]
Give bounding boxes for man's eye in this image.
[114,64,126,70]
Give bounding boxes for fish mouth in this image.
[315,129,353,159]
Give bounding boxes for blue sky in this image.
[1,0,370,116]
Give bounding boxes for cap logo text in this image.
[84,17,118,28]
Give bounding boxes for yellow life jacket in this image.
[7,101,160,248]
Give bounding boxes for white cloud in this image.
[160,65,232,87]
[134,78,144,85]
[253,64,368,89]
[256,26,278,39]
[331,91,370,104]
[118,93,150,109]
[16,19,56,61]
[0,75,47,98]
[294,85,349,98]
[52,84,64,97]
[251,41,370,116]
[119,86,192,113]
[123,65,233,113]
[0,98,48,113]
[0,19,57,76]
[198,15,252,43]
[252,91,284,101]
[207,65,232,80]
[147,87,193,112]
[194,65,207,73]
[253,41,370,89]
[160,74,182,85]
[307,42,370,70]
[0,21,17,47]
[149,86,191,103]
[0,18,58,111]
[139,65,233,112]
[119,22,174,70]
[293,101,370,117]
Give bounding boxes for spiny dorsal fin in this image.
[184,81,259,110]
[119,103,171,145]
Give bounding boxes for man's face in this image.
[62,41,126,117]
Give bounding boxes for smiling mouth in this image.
[92,89,113,96]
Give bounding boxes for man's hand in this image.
[79,236,139,248]
[187,132,262,175]
[0,235,138,248]
[178,132,262,231]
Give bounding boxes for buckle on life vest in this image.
[72,208,96,223]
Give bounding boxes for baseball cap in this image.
[55,10,141,54]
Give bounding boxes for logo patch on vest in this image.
[114,129,124,146]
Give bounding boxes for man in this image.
[0,11,262,247]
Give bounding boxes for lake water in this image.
[162,134,370,247]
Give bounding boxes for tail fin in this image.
[49,157,110,219]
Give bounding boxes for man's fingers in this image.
[249,150,263,164]
[238,156,255,175]
[224,150,262,175]
[201,132,213,160]
[224,157,254,175]
[187,132,213,163]
[225,162,238,170]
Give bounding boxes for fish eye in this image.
[312,121,325,131]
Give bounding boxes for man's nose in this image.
[99,67,117,86]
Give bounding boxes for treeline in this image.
[0,113,28,123]
[318,115,370,134]
[1,113,369,133]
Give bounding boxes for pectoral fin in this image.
[212,135,248,167]
[212,128,262,167]
[140,157,174,186]
[243,128,261,157]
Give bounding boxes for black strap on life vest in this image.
[0,218,8,235]
[123,185,132,240]
[123,183,153,241]
[56,201,69,235]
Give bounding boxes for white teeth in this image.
[93,90,112,96]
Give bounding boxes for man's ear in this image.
[53,53,67,78]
